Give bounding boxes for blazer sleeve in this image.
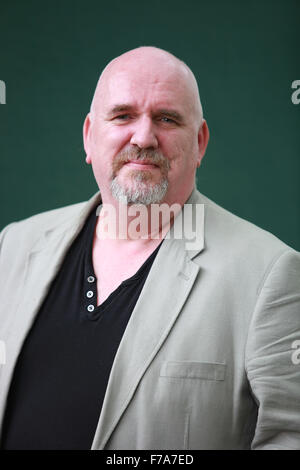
[245,249,300,450]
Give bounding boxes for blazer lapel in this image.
[91,188,205,449]
[0,192,102,430]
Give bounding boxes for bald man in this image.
[0,47,299,450]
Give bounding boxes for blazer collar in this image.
[29,191,103,255]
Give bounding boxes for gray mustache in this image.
[112,149,170,177]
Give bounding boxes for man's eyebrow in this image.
[106,105,184,123]
[154,109,184,123]
[106,104,135,117]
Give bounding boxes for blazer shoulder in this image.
[0,193,100,250]
[194,190,297,256]
[1,201,84,233]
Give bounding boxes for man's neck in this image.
[94,186,195,246]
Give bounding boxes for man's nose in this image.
[130,116,158,149]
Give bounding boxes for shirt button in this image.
[87,276,95,283]
[87,304,95,312]
[86,291,94,298]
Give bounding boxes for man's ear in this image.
[196,119,209,167]
[83,114,92,164]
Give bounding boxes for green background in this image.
[0,0,299,249]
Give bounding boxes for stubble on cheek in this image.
[111,152,130,178]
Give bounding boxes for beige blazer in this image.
[0,188,299,450]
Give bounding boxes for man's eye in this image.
[114,114,130,120]
[160,117,175,124]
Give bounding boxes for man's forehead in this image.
[90,47,203,123]
[99,68,192,110]
[102,48,187,81]
[103,64,188,92]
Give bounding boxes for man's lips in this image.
[124,160,159,169]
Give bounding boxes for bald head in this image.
[90,46,203,126]
[84,46,210,207]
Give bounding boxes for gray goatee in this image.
[110,148,170,205]
[110,175,168,205]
